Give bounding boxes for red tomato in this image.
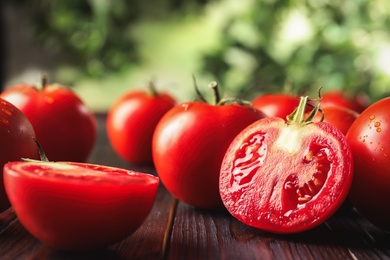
[220,96,353,233]
[252,93,300,119]
[346,97,390,231]
[107,87,176,164]
[1,81,96,162]
[152,101,265,209]
[3,160,159,250]
[320,90,369,113]
[0,98,39,211]
[308,106,359,135]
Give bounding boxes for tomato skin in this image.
[107,90,176,164]
[3,161,159,250]
[220,117,353,233]
[0,98,39,211]
[252,94,300,119]
[1,84,96,162]
[321,91,369,113]
[346,97,390,231]
[309,106,359,135]
[152,102,265,209]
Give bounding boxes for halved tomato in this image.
[4,161,159,250]
[219,97,353,233]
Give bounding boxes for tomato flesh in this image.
[220,117,353,233]
[4,161,159,250]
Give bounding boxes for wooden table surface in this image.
[1,114,389,260]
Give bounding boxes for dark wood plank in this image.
[323,206,390,259]
[167,202,390,260]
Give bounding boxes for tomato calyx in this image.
[40,73,48,90]
[287,96,324,126]
[146,79,159,97]
[192,75,252,107]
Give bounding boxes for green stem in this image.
[40,72,48,90]
[209,81,221,105]
[286,96,313,126]
[34,138,49,162]
[148,80,158,97]
[192,75,207,103]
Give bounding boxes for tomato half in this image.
[107,88,176,165]
[3,161,159,250]
[0,98,39,211]
[219,97,353,233]
[346,97,390,231]
[1,81,96,162]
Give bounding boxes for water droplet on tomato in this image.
[376,128,381,132]
[2,108,12,116]
[1,117,9,125]
[374,122,381,127]
[369,115,375,120]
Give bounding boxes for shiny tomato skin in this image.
[0,98,39,211]
[1,84,96,162]
[220,117,353,233]
[3,161,159,250]
[346,97,390,231]
[107,90,176,165]
[152,102,265,209]
[309,106,359,135]
[252,94,300,119]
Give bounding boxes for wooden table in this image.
[1,114,389,259]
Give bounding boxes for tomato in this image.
[219,96,353,233]
[320,90,369,113]
[107,85,176,164]
[346,97,390,231]
[252,93,300,119]
[0,98,39,211]
[152,82,265,209]
[308,106,359,135]
[1,77,96,162]
[3,160,159,250]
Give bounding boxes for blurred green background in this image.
[2,0,390,112]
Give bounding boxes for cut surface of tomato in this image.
[220,97,353,233]
[4,161,159,250]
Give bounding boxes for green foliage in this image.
[202,0,390,101]
[10,0,209,77]
[8,0,390,105]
